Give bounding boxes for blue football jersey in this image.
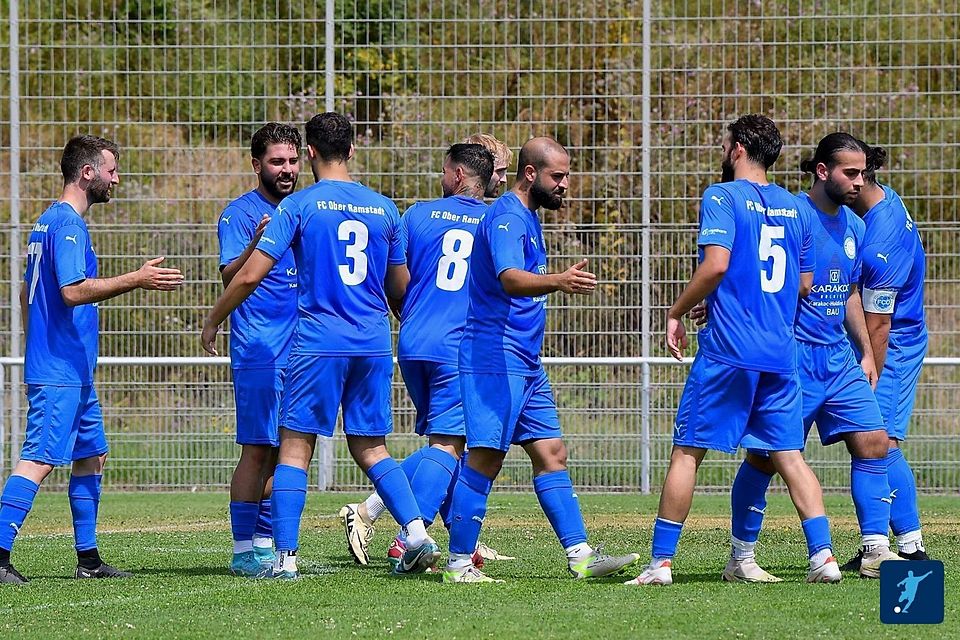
[695,180,814,374]
[793,193,865,345]
[218,190,298,369]
[459,192,548,375]
[23,202,99,386]
[858,185,926,335]
[256,179,404,356]
[397,194,486,363]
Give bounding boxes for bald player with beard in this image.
[442,137,641,583]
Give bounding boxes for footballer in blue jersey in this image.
[0,135,184,585]
[338,143,493,565]
[847,144,930,564]
[218,123,301,578]
[728,133,899,583]
[443,137,641,584]
[628,115,840,587]
[202,112,437,579]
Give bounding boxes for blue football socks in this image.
[254,498,272,541]
[409,447,458,525]
[533,470,588,548]
[730,460,773,544]
[68,474,102,552]
[448,465,494,555]
[886,448,922,536]
[366,458,421,528]
[229,500,259,551]
[801,515,833,557]
[651,517,684,559]
[0,475,40,553]
[850,456,891,537]
[271,465,307,552]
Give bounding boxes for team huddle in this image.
[0,112,928,588]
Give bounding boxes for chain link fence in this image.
[0,1,957,492]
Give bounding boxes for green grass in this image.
[0,492,956,639]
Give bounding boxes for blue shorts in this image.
[460,368,562,452]
[20,384,109,466]
[283,354,393,438]
[676,352,804,454]
[399,360,464,438]
[232,367,284,446]
[876,330,927,441]
[797,341,886,446]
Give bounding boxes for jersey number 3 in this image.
[436,229,474,292]
[759,224,786,294]
[338,220,369,285]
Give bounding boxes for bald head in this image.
[516,137,568,181]
[515,136,570,211]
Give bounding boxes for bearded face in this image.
[87,172,113,203]
[530,171,565,210]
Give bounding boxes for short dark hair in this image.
[863,144,888,184]
[799,132,867,175]
[60,135,120,183]
[251,123,301,160]
[727,115,782,169]
[446,143,494,188]
[305,112,353,163]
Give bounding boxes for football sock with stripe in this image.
[730,459,773,559]
[886,448,922,538]
[0,475,39,556]
[850,456,891,543]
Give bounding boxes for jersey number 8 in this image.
[436,229,474,292]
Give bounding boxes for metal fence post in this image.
[639,0,653,494]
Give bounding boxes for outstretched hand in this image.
[557,259,597,295]
[137,257,184,291]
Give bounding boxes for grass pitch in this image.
[0,491,956,639]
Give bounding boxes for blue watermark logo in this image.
[880,560,944,624]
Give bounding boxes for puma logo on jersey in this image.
[498,223,510,231]
[64,235,77,244]
[220,216,231,225]
[710,195,724,205]
[876,253,889,263]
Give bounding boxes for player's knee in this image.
[239,444,273,467]
[745,451,776,475]
[466,448,505,478]
[845,430,889,460]
[525,438,568,474]
[428,436,464,458]
[71,454,106,476]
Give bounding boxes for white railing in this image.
[2,356,958,493]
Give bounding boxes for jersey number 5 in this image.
[436,229,474,292]
[759,224,786,293]
[338,220,369,285]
